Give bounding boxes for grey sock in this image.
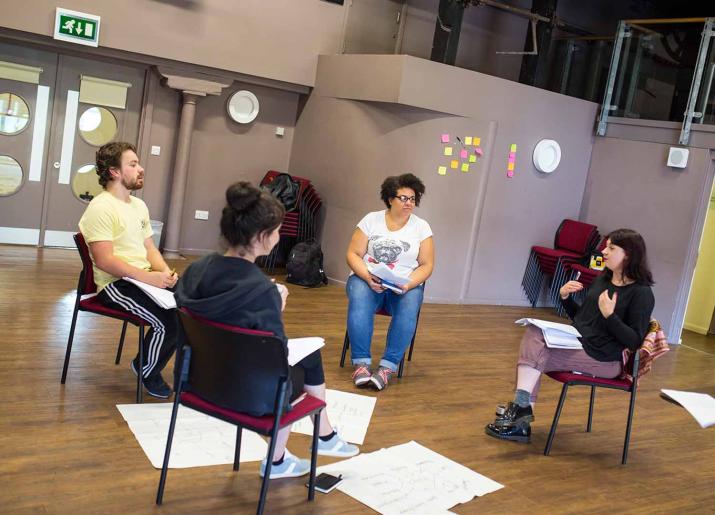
[514,389,531,408]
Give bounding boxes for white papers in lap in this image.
[117,403,267,468]
[318,441,503,514]
[287,337,325,366]
[661,389,715,428]
[291,389,376,445]
[515,318,583,349]
[122,277,177,309]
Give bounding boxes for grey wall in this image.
[289,55,599,304]
[580,135,715,340]
[0,0,347,87]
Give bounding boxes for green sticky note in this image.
[461,163,469,172]
[510,143,517,152]
[469,154,476,163]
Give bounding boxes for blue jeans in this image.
[346,274,424,371]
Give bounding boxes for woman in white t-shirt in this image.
[345,173,434,391]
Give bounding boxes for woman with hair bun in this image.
[176,181,358,480]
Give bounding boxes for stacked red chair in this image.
[259,171,323,272]
[550,237,607,316]
[521,219,599,307]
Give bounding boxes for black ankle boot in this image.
[494,401,534,427]
[485,421,531,443]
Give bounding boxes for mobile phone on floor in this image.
[307,473,342,493]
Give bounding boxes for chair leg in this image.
[137,324,145,404]
[308,410,321,502]
[407,335,416,361]
[61,303,81,384]
[156,389,182,505]
[544,384,569,456]
[586,386,596,432]
[339,330,350,368]
[258,434,278,515]
[233,427,242,471]
[397,356,405,378]
[622,388,638,465]
[115,321,128,365]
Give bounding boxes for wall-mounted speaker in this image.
[667,147,689,168]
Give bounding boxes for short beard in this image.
[121,177,143,191]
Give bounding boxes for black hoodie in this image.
[175,253,287,348]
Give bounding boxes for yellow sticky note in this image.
[465,136,472,145]
[469,154,476,163]
[510,143,517,152]
[444,147,453,156]
[474,137,481,146]
[438,166,447,175]
[450,160,459,169]
[508,162,515,171]
[461,163,469,172]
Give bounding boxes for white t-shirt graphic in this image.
[357,210,433,279]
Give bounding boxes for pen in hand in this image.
[574,271,581,281]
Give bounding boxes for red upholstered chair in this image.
[550,237,607,316]
[156,309,326,515]
[339,307,421,378]
[61,233,147,402]
[521,219,599,307]
[543,320,665,464]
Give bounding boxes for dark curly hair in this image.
[380,173,425,209]
[604,228,654,286]
[96,142,137,188]
[220,181,285,249]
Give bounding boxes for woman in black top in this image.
[485,228,655,443]
[176,182,359,480]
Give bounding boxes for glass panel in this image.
[546,38,614,102]
[78,106,117,146]
[0,155,23,196]
[696,40,715,125]
[71,164,102,202]
[0,92,30,135]
[608,23,705,122]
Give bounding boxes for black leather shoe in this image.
[485,421,531,443]
[494,401,534,427]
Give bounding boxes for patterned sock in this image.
[514,389,531,408]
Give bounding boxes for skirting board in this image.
[683,322,710,336]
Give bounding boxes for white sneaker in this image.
[259,449,310,479]
[314,432,360,458]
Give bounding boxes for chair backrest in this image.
[74,233,97,295]
[554,219,598,254]
[621,319,669,385]
[177,308,290,414]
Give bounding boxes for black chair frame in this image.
[544,351,641,464]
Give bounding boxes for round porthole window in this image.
[0,155,23,196]
[0,92,31,135]
[72,164,103,202]
[79,106,118,146]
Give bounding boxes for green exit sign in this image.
[53,8,101,47]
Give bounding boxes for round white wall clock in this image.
[532,139,561,173]
[227,90,259,124]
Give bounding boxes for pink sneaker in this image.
[370,366,394,391]
[352,365,372,386]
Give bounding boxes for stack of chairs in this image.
[259,171,323,272]
[550,237,607,316]
[521,219,599,308]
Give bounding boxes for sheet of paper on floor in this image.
[291,389,376,445]
[117,403,267,468]
[661,389,715,428]
[317,440,503,514]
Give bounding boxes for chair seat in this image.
[546,371,632,389]
[181,391,326,433]
[79,296,145,325]
[532,246,582,259]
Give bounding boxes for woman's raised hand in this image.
[559,280,584,299]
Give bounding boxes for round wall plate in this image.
[227,90,259,124]
[532,139,561,174]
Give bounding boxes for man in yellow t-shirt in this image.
[79,141,177,399]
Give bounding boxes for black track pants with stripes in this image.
[98,279,178,378]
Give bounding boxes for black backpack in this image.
[262,173,300,212]
[286,240,328,287]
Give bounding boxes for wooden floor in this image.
[1,245,714,514]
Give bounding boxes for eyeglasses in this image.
[394,195,416,204]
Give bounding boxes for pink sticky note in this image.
[507,170,514,178]
[509,152,516,159]
[441,134,450,143]
[475,147,483,156]
[508,156,515,164]
[460,149,468,159]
